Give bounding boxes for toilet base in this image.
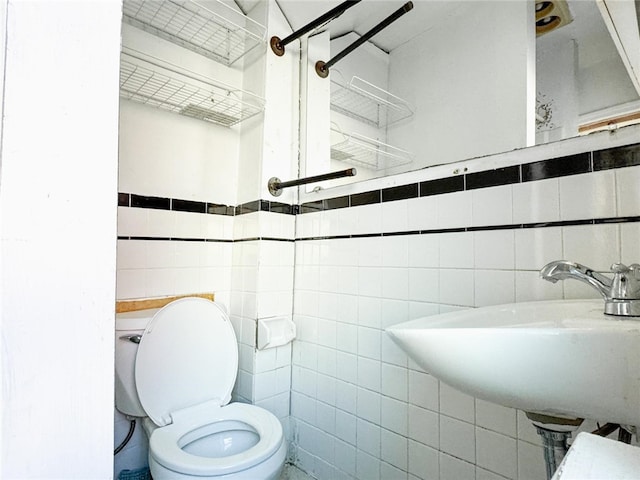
[148,437,287,480]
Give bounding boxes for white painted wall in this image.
[301,30,395,191]
[116,0,300,473]
[0,0,121,477]
[387,1,534,169]
[300,31,331,186]
[237,0,268,206]
[119,23,243,205]
[258,1,300,203]
[536,37,579,143]
[329,33,392,185]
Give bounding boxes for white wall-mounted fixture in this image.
[257,317,297,350]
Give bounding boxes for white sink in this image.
[386,300,640,426]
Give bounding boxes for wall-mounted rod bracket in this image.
[268,168,357,196]
[316,1,413,78]
[270,0,362,56]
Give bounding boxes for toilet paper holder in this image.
[257,317,296,350]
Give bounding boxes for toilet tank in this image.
[115,308,158,417]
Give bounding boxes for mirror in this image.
[278,0,640,189]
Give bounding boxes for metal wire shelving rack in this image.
[330,128,413,171]
[119,49,265,127]
[122,0,267,67]
[330,74,414,128]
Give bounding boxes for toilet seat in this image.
[135,298,238,427]
[134,298,285,478]
[149,402,284,477]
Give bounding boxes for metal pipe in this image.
[591,422,620,437]
[316,1,414,77]
[535,426,571,480]
[270,0,362,56]
[114,419,136,456]
[268,168,357,196]
[618,427,633,444]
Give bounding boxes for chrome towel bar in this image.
[268,168,357,196]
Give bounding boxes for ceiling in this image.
[236,0,609,55]
[274,0,464,52]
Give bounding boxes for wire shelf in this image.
[330,130,413,171]
[119,49,265,127]
[122,0,266,66]
[330,74,413,128]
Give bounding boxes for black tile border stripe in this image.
[594,144,640,171]
[131,194,170,210]
[118,236,294,243]
[118,194,297,217]
[116,216,640,242]
[466,165,520,190]
[382,183,418,202]
[117,215,640,244]
[118,143,640,220]
[208,203,235,216]
[295,216,640,241]
[351,190,381,207]
[420,176,465,197]
[522,152,591,182]
[172,199,207,214]
[300,143,640,213]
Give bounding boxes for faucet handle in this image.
[611,263,640,278]
[610,263,640,299]
[611,263,630,273]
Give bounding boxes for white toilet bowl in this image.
[115,298,286,479]
[144,402,286,479]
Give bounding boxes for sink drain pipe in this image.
[528,413,636,480]
[534,425,572,480]
[527,413,583,480]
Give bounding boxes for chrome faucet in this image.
[540,260,640,317]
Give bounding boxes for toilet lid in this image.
[135,298,238,427]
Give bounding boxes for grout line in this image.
[117,216,640,243]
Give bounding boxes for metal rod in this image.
[316,1,413,77]
[268,168,357,196]
[618,427,633,444]
[591,423,620,437]
[270,0,362,56]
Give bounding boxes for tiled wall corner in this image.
[291,149,640,479]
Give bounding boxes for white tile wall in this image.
[512,178,560,224]
[621,222,640,264]
[476,427,518,478]
[473,230,515,269]
[559,171,616,221]
[291,162,640,480]
[514,227,563,270]
[616,166,640,217]
[440,452,475,480]
[438,191,473,229]
[472,185,513,227]
[440,383,475,423]
[117,93,639,480]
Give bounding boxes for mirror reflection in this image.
[278,0,640,187]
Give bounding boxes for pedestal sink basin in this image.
[386,300,640,426]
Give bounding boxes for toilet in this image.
[115,298,287,479]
